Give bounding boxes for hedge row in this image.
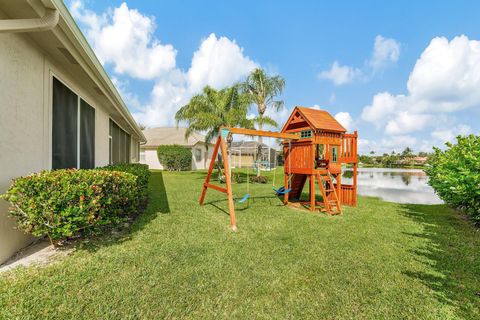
[98,163,150,200]
[1,164,151,244]
[157,145,192,171]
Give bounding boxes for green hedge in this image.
[157,145,192,171]
[98,163,150,200]
[425,134,480,225]
[1,169,139,244]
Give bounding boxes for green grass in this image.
[1,170,479,319]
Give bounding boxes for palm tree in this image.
[242,68,285,176]
[175,85,253,145]
[241,68,285,139]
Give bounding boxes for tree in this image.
[241,68,285,139]
[401,147,414,159]
[241,68,285,176]
[175,85,253,145]
[425,135,480,224]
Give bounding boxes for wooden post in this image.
[199,136,221,205]
[220,136,237,230]
[309,174,315,211]
[353,162,358,207]
[283,173,289,205]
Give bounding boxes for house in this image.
[140,128,215,170]
[0,0,146,264]
[413,156,428,165]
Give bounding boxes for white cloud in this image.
[369,35,400,72]
[334,112,354,131]
[319,35,400,85]
[187,34,258,92]
[318,61,361,85]
[362,35,480,137]
[384,112,432,135]
[71,1,258,127]
[431,124,472,144]
[71,1,176,80]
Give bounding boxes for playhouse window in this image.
[300,130,312,139]
[317,144,325,159]
[332,146,338,163]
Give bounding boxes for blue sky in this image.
[69,0,480,154]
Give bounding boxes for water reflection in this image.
[343,168,443,205]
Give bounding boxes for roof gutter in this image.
[0,1,59,33]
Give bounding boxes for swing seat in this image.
[238,194,250,203]
[273,186,291,195]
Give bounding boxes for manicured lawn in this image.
[1,170,479,319]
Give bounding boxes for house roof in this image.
[142,127,212,148]
[0,0,146,142]
[282,106,347,133]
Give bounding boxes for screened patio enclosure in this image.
[229,141,279,171]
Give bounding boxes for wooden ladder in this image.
[316,172,341,215]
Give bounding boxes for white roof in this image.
[142,127,212,148]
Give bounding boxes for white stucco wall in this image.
[0,26,139,264]
[141,142,214,170]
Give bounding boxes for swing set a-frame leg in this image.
[199,136,237,231]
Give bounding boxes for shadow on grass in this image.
[77,171,170,252]
[205,195,284,216]
[401,203,480,318]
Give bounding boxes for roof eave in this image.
[51,0,146,143]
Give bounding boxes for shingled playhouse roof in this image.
[282,106,347,133]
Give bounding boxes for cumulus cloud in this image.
[319,35,400,85]
[334,112,354,131]
[187,34,258,92]
[369,35,400,72]
[71,1,176,80]
[318,61,361,85]
[71,1,258,127]
[362,35,480,137]
[431,124,472,144]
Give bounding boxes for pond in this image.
[342,167,443,205]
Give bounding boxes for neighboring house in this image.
[140,128,215,170]
[413,156,428,165]
[0,1,146,264]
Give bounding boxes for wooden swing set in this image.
[199,106,358,230]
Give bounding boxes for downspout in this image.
[0,3,59,33]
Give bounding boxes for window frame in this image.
[51,75,96,170]
[194,148,202,162]
[300,130,312,139]
[109,118,132,164]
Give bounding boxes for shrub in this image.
[425,134,480,225]
[250,175,268,184]
[157,145,192,171]
[0,169,139,244]
[98,163,150,200]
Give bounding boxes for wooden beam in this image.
[220,136,237,231]
[223,127,298,140]
[199,136,221,205]
[204,183,227,193]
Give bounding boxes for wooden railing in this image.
[340,131,358,164]
[334,184,357,206]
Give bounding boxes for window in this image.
[194,148,202,161]
[52,77,95,169]
[140,150,146,162]
[300,130,312,139]
[332,146,338,163]
[317,144,325,160]
[109,119,131,164]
